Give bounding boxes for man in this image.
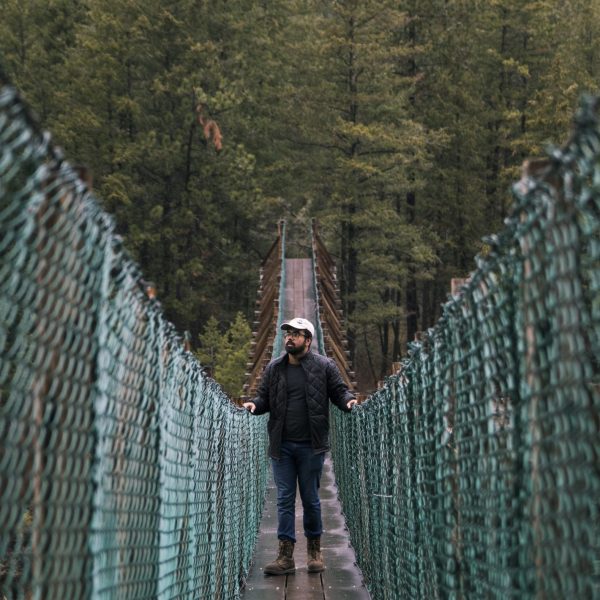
[243,317,357,575]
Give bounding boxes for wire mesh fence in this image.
[2,75,599,600]
[0,84,269,600]
[331,95,600,600]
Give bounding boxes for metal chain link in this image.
[331,95,600,600]
[0,85,269,600]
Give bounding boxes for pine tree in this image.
[528,0,600,146]
[214,312,252,398]
[0,0,84,120]
[196,316,222,378]
[252,0,444,379]
[196,313,251,397]
[2,0,598,391]
[45,0,276,338]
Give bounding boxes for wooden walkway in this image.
[241,456,371,600]
[241,255,370,599]
[282,258,317,322]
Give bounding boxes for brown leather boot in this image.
[264,539,295,575]
[307,537,324,573]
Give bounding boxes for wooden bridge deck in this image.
[241,456,371,600]
[282,258,316,322]
[241,256,369,599]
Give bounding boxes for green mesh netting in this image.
[331,96,600,600]
[2,79,599,600]
[0,85,269,600]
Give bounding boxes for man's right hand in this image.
[242,402,256,413]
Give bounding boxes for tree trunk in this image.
[405,190,418,346]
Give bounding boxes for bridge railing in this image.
[240,220,286,404]
[331,96,600,600]
[310,219,358,394]
[0,84,269,600]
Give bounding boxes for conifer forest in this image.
[1,0,598,392]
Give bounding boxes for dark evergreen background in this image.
[2,0,597,392]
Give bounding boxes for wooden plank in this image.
[285,571,325,599]
[323,586,372,600]
[240,584,285,600]
[242,480,284,599]
[241,457,371,599]
[319,461,369,598]
[284,258,317,322]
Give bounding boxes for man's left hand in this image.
[346,399,358,409]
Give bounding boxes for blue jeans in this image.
[271,440,325,543]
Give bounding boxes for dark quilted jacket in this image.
[252,350,354,459]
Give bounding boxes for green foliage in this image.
[1,0,597,390]
[266,0,442,377]
[196,312,251,398]
[196,316,222,374]
[0,0,279,344]
[214,312,253,398]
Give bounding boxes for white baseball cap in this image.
[281,317,315,338]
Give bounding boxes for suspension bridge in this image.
[0,83,598,600]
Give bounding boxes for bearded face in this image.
[283,329,311,355]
